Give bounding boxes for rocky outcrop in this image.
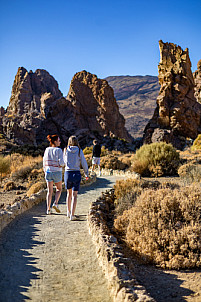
[1,68,132,148]
[144,41,201,149]
[194,59,201,104]
[2,67,76,146]
[67,71,132,142]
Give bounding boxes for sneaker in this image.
[67,210,71,218]
[46,209,52,215]
[52,203,61,213]
[70,215,76,221]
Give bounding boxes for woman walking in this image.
[64,136,88,221]
[43,134,64,214]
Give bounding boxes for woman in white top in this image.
[43,134,64,214]
[64,136,88,220]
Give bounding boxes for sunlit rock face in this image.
[66,70,132,142]
[144,40,201,149]
[194,59,201,104]
[1,68,132,147]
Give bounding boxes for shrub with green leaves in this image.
[132,142,180,176]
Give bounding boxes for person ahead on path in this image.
[64,136,88,221]
[43,135,64,215]
[92,139,101,176]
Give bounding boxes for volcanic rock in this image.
[2,67,77,146]
[194,59,201,104]
[1,68,132,149]
[144,40,201,149]
[66,70,132,142]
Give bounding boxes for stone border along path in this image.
[88,188,155,302]
[0,174,132,302]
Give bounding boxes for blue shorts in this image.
[45,171,62,183]
[64,171,81,191]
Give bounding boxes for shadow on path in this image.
[0,204,46,301]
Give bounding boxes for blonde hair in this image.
[65,136,80,155]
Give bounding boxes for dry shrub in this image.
[101,154,127,170]
[11,165,33,181]
[114,178,161,216]
[0,155,11,181]
[27,168,45,188]
[191,134,201,151]
[3,181,16,191]
[10,154,43,174]
[27,181,46,197]
[83,146,93,155]
[118,153,135,168]
[10,154,43,181]
[114,186,201,269]
[178,163,201,183]
[132,142,180,177]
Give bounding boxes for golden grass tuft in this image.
[26,181,46,197]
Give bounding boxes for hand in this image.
[86,177,89,180]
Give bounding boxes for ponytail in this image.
[47,134,59,147]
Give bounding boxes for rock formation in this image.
[144,40,201,149]
[2,67,76,146]
[194,59,201,104]
[1,68,132,148]
[66,70,132,142]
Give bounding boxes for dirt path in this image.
[0,175,122,302]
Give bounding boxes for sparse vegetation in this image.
[114,185,201,270]
[191,134,201,151]
[27,181,46,197]
[132,142,180,177]
[0,155,11,182]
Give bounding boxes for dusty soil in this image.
[1,175,201,301]
[119,242,201,302]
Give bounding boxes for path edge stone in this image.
[88,189,156,302]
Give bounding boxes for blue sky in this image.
[0,0,200,108]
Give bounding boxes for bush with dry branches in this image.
[114,186,201,270]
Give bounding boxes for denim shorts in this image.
[64,171,81,191]
[45,171,62,183]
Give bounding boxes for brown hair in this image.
[47,134,59,147]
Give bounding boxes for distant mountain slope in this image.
[105,75,160,138]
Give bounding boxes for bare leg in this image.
[54,181,62,205]
[98,164,101,175]
[71,191,78,216]
[46,181,53,211]
[66,189,72,215]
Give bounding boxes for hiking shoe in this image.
[52,203,61,213]
[70,215,76,221]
